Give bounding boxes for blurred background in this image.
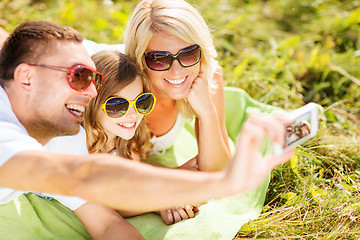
[1,0,359,238]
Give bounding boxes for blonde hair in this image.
[124,0,218,118]
[84,50,152,159]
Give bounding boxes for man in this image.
[0,20,293,239]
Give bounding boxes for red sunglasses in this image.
[27,64,103,92]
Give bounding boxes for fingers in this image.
[159,205,198,225]
[184,205,195,218]
[237,120,265,152]
[272,114,296,126]
[268,149,295,169]
[159,209,174,225]
[173,205,198,223]
[247,114,288,146]
[230,114,295,192]
[171,209,182,223]
[186,73,210,102]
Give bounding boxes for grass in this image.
[1,0,359,239]
[236,123,360,239]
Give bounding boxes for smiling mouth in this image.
[164,76,186,85]
[66,104,85,117]
[118,122,136,129]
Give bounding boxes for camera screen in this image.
[285,113,311,147]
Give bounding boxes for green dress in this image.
[126,87,283,240]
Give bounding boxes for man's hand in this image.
[227,114,295,193]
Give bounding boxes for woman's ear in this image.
[13,63,32,91]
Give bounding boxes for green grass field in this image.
[1,0,359,238]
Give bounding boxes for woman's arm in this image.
[188,68,231,171]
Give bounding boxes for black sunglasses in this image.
[144,44,201,71]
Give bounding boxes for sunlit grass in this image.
[0,0,359,239]
[236,122,360,239]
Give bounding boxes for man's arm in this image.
[0,115,293,212]
[0,151,226,211]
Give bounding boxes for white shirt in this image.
[150,113,186,155]
[0,86,86,210]
[82,39,125,55]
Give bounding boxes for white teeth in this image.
[119,122,135,128]
[66,104,85,116]
[165,77,186,85]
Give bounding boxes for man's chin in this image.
[51,125,81,138]
[63,125,81,136]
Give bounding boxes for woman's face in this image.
[98,76,144,141]
[144,31,200,100]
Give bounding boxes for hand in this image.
[159,205,199,225]
[227,114,295,193]
[186,73,213,117]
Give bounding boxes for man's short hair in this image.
[0,20,84,86]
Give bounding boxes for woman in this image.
[121,0,285,239]
[124,0,231,173]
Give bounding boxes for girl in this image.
[84,50,154,161]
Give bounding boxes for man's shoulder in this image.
[0,86,45,164]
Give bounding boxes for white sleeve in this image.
[0,87,44,204]
[43,126,88,209]
[42,193,87,210]
[0,122,88,209]
[44,126,88,155]
[0,121,45,166]
[0,88,44,166]
[82,39,125,56]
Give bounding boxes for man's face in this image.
[26,40,97,143]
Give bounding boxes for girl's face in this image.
[144,31,200,100]
[98,76,144,141]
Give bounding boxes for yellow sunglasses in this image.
[101,93,156,118]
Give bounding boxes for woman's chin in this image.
[165,88,191,101]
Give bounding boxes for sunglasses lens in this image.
[70,67,93,90]
[105,97,129,118]
[136,94,155,115]
[93,73,103,91]
[70,66,103,92]
[145,52,172,71]
[145,45,201,71]
[178,45,201,67]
